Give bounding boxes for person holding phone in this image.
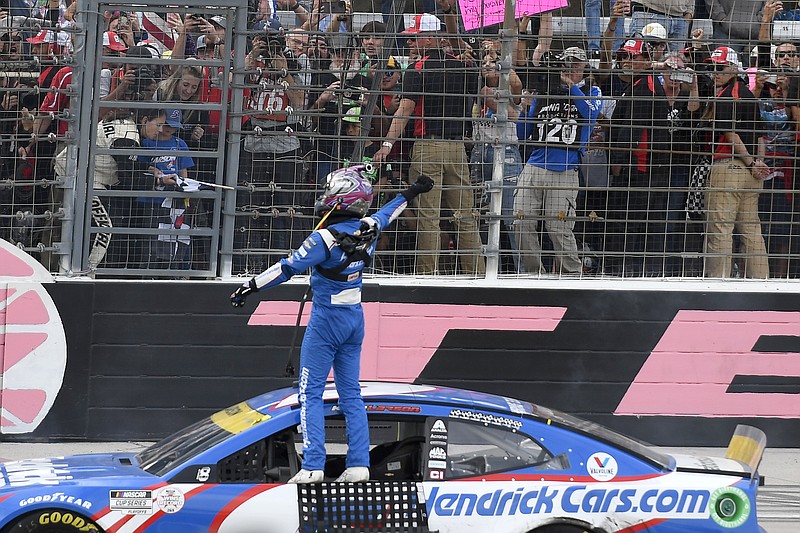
[661,51,701,275]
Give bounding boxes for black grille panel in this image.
[298,481,431,532]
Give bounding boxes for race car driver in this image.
[230,165,434,483]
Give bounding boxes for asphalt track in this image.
[0,443,797,532]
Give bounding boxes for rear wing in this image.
[725,424,767,473]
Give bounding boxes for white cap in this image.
[641,22,667,41]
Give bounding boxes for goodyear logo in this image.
[427,486,711,517]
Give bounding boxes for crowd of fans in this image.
[2,0,800,278]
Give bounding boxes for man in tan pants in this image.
[373,13,485,275]
[704,47,769,279]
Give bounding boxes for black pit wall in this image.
[21,281,800,447]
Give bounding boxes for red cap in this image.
[620,39,646,56]
[103,31,128,51]
[705,46,742,68]
[402,13,441,34]
[26,30,54,44]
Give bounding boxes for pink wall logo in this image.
[616,310,800,418]
[0,240,67,434]
[249,301,567,382]
[250,302,800,419]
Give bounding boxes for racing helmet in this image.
[314,166,374,218]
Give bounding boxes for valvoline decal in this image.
[426,485,711,518]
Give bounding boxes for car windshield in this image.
[136,400,274,476]
[530,405,672,469]
[136,416,233,476]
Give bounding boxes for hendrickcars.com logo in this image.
[426,485,711,517]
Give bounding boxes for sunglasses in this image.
[384,70,397,77]
[711,64,730,73]
[777,50,798,58]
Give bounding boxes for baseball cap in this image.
[342,106,362,123]
[209,15,226,29]
[559,46,588,63]
[706,46,742,69]
[386,55,400,69]
[402,13,441,34]
[360,20,386,34]
[26,30,54,44]
[165,109,184,129]
[103,31,128,51]
[620,39,647,56]
[641,22,667,41]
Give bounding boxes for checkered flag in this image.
[686,156,711,221]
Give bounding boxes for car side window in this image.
[217,429,299,483]
[439,419,553,479]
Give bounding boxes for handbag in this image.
[685,156,711,221]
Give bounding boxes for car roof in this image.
[248,381,536,417]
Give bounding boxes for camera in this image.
[255,34,299,72]
[124,66,156,100]
[669,69,695,84]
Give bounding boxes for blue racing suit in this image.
[250,193,409,471]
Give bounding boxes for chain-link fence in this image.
[2,0,800,279]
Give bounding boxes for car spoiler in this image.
[725,424,767,473]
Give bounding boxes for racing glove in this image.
[230,278,257,307]
[401,175,434,202]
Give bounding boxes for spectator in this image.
[358,19,385,76]
[308,34,331,72]
[139,108,195,270]
[758,68,795,278]
[53,107,141,272]
[154,65,212,161]
[515,47,602,275]
[606,38,672,276]
[661,52,701,275]
[100,45,160,121]
[235,27,308,273]
[285,28,312,90]
[628,0,693,52]
[339,106,379,180]
[586,0,626,62]
[774,40,800,70]
[703,46,770,278]
[373,13,485,276]
[307,33,369,186]
[705,0,763,55]
[471,38,524,273]
[639,22,670,62]
[99,31,128,99]
[106,11,138,49]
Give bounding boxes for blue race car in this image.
[0,382,767,533]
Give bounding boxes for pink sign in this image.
[458,0,568,31]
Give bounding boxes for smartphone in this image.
[118,14,130,27]
[670,69,695,84]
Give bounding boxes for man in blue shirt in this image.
[230,166,433,483]
[516,48,602,274]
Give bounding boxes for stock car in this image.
[0,382,768,533]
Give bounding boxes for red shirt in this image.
[39,66,73,136]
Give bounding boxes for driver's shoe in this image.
[335,467,370,482]
[288,469,324,484]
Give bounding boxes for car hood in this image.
[0,454,154,489]
[671,453,752,477]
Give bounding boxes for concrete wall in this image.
[2,272,798,446]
